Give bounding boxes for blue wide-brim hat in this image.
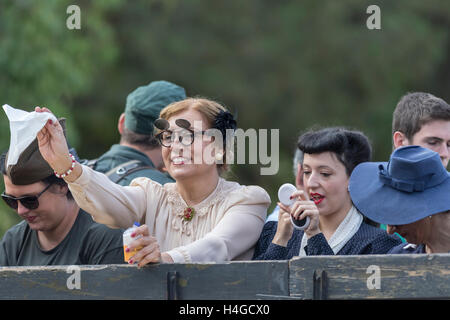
[349,145,450,226]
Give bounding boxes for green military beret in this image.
[124,80,186,135]
[6,119,67,185]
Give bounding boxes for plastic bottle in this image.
[123,222,143,262]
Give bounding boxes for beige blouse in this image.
[67,165,271,263]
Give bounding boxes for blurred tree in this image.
[1,0,449,237]
[0,0,122,236]
[88,0,449,211]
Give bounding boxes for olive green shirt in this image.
[0,210,125,266]
[93,144,174,186]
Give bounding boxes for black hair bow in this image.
[213,110,237,137]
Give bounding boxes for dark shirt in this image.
[388,243,426,254]
[252,221,402,260]
[0,210,125,266]
[94,144,174,186]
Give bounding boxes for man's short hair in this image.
[120,127,160,150]
[292,148,304,177]
[392,92,450,141]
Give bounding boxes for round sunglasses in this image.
[1,183,52,210]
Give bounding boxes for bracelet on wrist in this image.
[54,153,76,178]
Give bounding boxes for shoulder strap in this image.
[105,160,153,184]
[79,158,98,169]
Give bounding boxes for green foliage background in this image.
[1,0,449,237]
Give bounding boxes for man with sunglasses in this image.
[0,145,125,266]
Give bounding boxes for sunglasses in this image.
[1,183,52,210]
[155,118,210,148]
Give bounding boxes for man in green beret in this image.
[0,135,125,266]
[90,80,186,186]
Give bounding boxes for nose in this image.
[172,139,184,150]
[438,144,449,167]
[16,202,30,215]
[306,172,320,189]
[170,138,186,159]
[172,132,188,149]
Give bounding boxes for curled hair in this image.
[297,127,372,176]
[159,97,237,174]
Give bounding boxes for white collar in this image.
[299,206,363,256]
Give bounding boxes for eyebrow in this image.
[302,165,334,171]
[423,136,444,141]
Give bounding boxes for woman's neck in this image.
[176,172,220,206]
[319,202,353,241]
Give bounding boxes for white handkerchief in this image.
[2,104,57,167]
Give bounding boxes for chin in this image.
[27,222,44,231]
[169,167,194,180]
[317,206,331,216]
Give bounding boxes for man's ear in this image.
[118,113,126,135]
[393,131,410,148]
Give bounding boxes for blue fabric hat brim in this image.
[349,161,450,225]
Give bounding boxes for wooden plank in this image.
[289,254,450,299]
[0,260,289,300]
[173,261,289,300]
[1,255,448,300]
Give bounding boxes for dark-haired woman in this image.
[35,98,270,266]
[253,127,401,260]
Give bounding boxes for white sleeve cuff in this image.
[165,247,191,263]
[69,164,91,186]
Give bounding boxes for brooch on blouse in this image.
[183,206,196,221]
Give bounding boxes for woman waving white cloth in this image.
[36,98,270,267]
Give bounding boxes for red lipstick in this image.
[310,193,325,205]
